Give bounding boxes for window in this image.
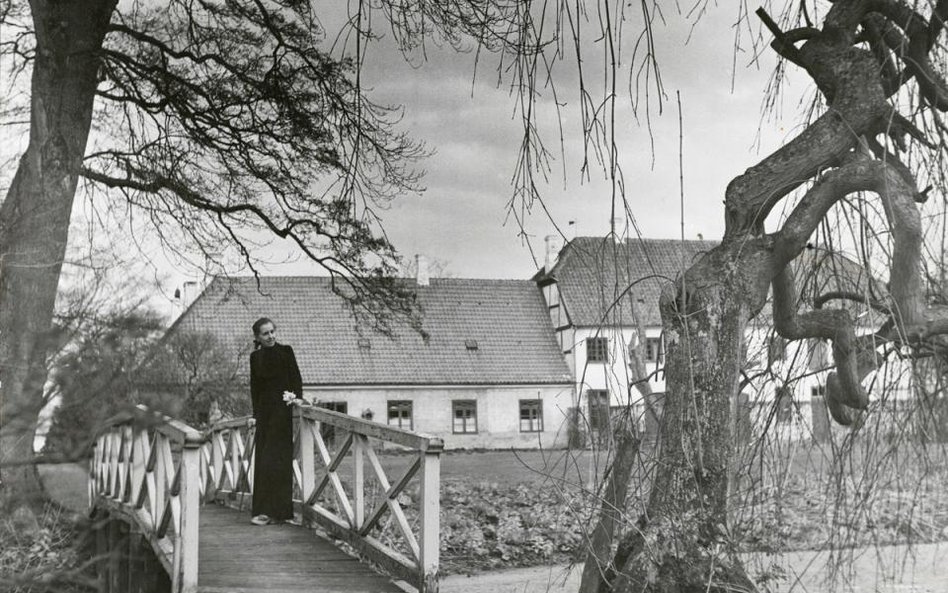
[387,400,413,430]
[586,337,608,362]
[318,401,348,443]
[811,384,826,397]
[776,386,793,423]
[808,340,828,371]
[519,399,544,432]
[318,401,348,414]
[452,400,478,434]
[645,338,663,363]
[587,390,610,432]
[768,336,786,363]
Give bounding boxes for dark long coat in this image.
[249,343,303,520]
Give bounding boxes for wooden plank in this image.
[419,452,441,593]
[311,428,354,524]
[352,435,365,529]
[303,505,420,587]
[298,417,315,505]
[177,443,201,593]
[197,505,403,592]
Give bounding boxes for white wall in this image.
[303,384,575,449]
[568,325,665,411]
[559,321,915,442]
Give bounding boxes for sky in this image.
[299,2,806,281]
[6,2,813,317]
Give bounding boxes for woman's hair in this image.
[252,317,275,349]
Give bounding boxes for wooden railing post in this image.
[298,411,315,505]
[352,434,365,529]
[419,446,441,593]
[207,430,224,501]
[175,437,202,593]
[130,430,146,507]
[230,427,242,493]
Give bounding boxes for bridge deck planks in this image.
[197,504,404,593]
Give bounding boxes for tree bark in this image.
[608,242,768,593]
[0,0,117,507]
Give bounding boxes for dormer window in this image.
[357,338,371,350]
[465,339,479,351]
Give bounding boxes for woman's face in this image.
[256,322,277,348]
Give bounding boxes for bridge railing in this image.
[203,404,443,593]
[89,406,203,593]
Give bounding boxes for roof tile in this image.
[174,276,573,386]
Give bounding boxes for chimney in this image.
[181,281,200,308]
[610,216,625,242]
[415,254,429,286]
[544,235,563,271]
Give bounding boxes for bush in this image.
[438,481,589,574]
[0,504,94,593]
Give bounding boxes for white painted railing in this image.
[199,416,256,508]
[89,406,203,593]
[202,405,443,593]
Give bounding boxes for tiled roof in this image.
[171,276,573,386]
[535,237,717,326]
[535,236,882,328]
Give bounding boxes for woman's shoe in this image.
[251,514,270,525]
[284,517,302,526]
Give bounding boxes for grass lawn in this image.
[374,448,604,486]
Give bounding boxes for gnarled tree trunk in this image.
[601,1,948,589]
[0,0,116,507]
[610,243,770,593]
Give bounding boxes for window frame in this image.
[451,399,478,434]
[519,399,544,433]
[645,337,663,363]
[586,389,611,432]
[387,400,413,430]
[586,337,609,363]
[775,386,793,423]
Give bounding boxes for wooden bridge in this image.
[89,404,442,593]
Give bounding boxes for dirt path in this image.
[441,543,948,593]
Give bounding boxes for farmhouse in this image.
[167,273,574,449]
[534,235,909,441]
[165,234,910,448]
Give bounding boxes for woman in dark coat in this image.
[249,317,303,525]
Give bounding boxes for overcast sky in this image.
[42,3,813,313]
[302,2,807,280]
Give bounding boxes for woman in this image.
[249,317,303,525]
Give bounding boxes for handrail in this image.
[202,403,443,592]
[102,404,204,445]
[299,405,444,452]
[89,405,202,593]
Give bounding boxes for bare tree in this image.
[42,306,165,461]
[598,2,948,591]
[135,329,251,426]
[0,0,517,508]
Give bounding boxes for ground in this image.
[41,448,948,592]
[439,542,948,593]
